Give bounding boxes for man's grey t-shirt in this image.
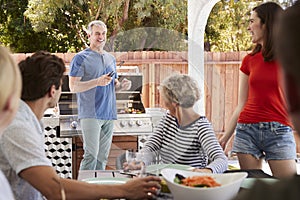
[0,100,52,200]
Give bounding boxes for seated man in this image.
[0,51,160,200]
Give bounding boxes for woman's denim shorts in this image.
[232,122,296,161]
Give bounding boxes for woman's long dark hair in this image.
[250,2,283,61]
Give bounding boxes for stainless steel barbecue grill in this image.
[57,66,154,138]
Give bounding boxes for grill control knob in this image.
[128,120,135,126]
[120,121,127,127]
[136,120,143,126]
[70,121,78,129]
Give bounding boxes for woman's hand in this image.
[192,168,213,173]
[218,134,230,150]
[123,161,143,171]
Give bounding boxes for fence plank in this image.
[224,64,239,131]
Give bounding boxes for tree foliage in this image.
[0,0,295,53]
[205,0,262,52]
[0,0,51,52]
[204,0,295,52]
[21,0,188,52]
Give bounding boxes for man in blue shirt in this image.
[69,20,130,170]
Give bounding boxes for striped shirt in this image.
[143,113,228,173]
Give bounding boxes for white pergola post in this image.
[188,0,220,115]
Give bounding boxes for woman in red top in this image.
[219,2,297,178]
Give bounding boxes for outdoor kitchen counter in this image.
[57,113,155,138]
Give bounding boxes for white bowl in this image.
[161,168,248,200]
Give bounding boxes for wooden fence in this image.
[7,50,272,135]
[12,51,300,152]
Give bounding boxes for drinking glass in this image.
[125,149,137,163]
[136,151,163,176]
[124,149,141,174]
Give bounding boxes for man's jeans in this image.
[79,118,114,170]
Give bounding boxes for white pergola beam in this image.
[188,0,220,114]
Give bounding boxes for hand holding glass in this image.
[123,150,142,171]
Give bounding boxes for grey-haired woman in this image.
[142,74,228,173]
